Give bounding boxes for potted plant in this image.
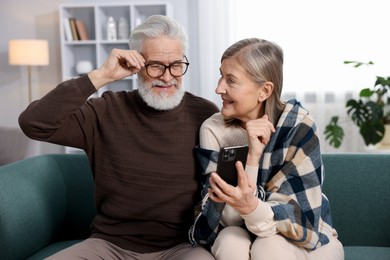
[324,60,390,148]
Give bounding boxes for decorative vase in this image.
[76,60,93,75]
[118,17,129,40]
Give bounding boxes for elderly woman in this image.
[190,38,344,260]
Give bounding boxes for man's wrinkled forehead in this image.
[142,36,184,61]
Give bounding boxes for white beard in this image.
[137,77,185,110]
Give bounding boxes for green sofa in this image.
[0,153,389,260]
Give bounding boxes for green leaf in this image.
[365,101,384,121]
[343,60,374,68]
[359,88,374,98]
[346,99,383,127]
[324,116,344,148]
[360,120,385,145]
[375,76,390,87]
[346,99,367,127]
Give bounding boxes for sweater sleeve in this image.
[238,165,278,236]
[18,75,98,150]
[241,199,277,237]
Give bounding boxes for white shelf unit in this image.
[59,2,173,95]
[59,2,172,154]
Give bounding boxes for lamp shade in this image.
[8,39,49,66]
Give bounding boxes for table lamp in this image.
[8,39,49,103]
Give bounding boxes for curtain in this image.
[194,0,236,108]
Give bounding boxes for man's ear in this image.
[258,82,274,102]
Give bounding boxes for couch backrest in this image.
[0,153,95,260]
[322,153,390,247]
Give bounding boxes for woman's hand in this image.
[88,49,145,90]
[245,114,275,166]
[209,161,258,215]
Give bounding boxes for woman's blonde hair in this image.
[221,38,285,125]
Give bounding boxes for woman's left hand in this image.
[209,161,258,215]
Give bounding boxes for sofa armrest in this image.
[0,154,95,260]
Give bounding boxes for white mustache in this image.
[151,79,178,87]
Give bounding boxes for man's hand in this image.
[88,49,145,90]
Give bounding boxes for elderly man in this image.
[19,15,218,259]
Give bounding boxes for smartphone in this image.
[216,145,248,186]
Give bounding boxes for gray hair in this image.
[129,15,188,54]
[221,38,285,125]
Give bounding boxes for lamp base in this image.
[27,65,32,103]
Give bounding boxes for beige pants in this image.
[46,238,214,260]
[211,226,344,260]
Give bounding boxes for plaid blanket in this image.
[189,99,334,250]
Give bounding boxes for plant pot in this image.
[377,124,390,149]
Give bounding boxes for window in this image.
[232,0,389,93]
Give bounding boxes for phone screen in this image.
[216,145,248,186]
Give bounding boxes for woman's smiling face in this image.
[216,57,264,123]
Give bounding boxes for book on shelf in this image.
[75,19,89,40]
[64,18,90,41]
[63,18,72,41]
[68,18,79,41]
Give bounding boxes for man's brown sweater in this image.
[19,75,219,253]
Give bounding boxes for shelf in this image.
[64,40,97,45]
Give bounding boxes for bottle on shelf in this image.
[107,16,117,41]
[118,17,129,40]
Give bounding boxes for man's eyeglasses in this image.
[144,56,190,78]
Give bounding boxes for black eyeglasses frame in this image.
[144,56,190,78]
